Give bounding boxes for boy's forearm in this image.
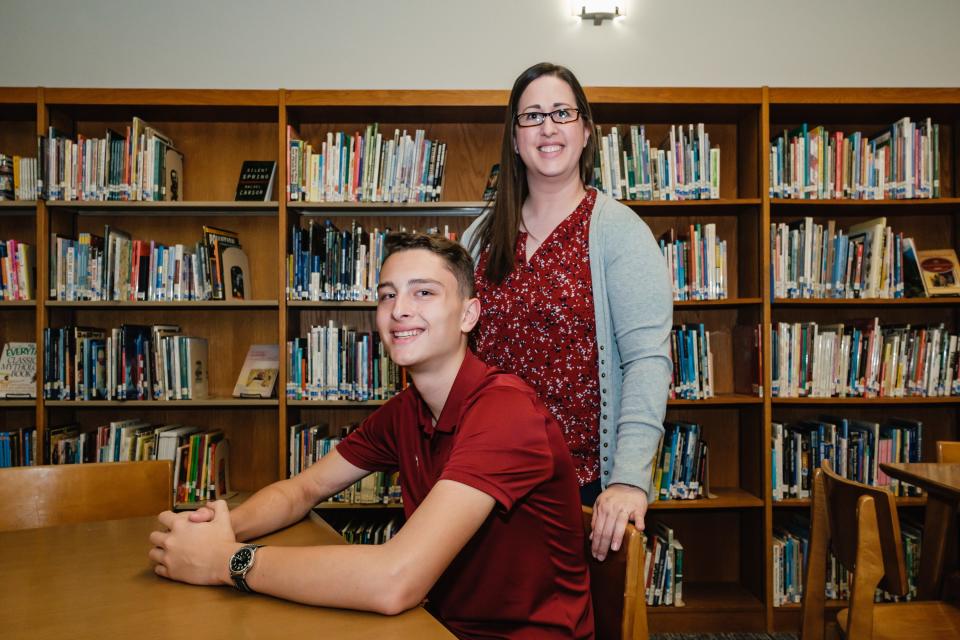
[230,478,317,541]
[239,543,414,615]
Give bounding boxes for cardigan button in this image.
[602,401,607,407]
[603,457,608,462]
[603,415,608,420]
[603,442,608,448]
[602,388,607,394]
[603,470,609,475]
[601,373,606,378]
[600,345,604,351]
[602,429,608,434]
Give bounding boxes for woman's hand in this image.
[590,483,648,561]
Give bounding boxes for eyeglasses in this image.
[514,108,581,128]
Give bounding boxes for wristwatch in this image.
[228,544,264,592]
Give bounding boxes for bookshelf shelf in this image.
[45,201,279,216]
[771,197,960,207]
[771,396,960,406]
[625,199,762,218]
[773,495,926,508]
[770,197,960,218]
[287,300,377,309]
[649,582,764,614]
[675,297,762,308]
[773,599,847,614]
[314,502,404,510]
[289,201,487,216]
[45,300,279,309]
[0,201,36,211]
[650,487,763,510]
[0,399,36,407]
[287,399,388,408]
[44,398,279,408]
[0,301,36,308]
[667,394,762,407]
[773,297,960,307]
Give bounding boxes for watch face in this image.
[230,548,253,572]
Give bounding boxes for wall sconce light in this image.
[579,4,621,25]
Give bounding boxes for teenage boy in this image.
[148,233,594,639]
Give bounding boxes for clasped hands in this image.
[148,500,241,586]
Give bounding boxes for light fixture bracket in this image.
[580,5,620,25]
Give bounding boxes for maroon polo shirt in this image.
[336,350,594,640]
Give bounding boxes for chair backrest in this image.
[0,461,173,532]
[938,440,960,463]
[800,460,907,640]
[582,506,649,640]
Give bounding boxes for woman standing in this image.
[463,63,672,560]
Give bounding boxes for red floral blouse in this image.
[474,189,601,485]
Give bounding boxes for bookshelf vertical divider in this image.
[277,88,290,480]
[1,85,957,634]
[35,88,49,447]
[760,85,775,633]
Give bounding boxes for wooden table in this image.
[0,513,455,640]
[880,462,960,600]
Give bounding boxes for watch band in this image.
[230,544,264,593]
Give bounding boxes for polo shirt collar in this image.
[416,350,488,437]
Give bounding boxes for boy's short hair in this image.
[383,232,476,298]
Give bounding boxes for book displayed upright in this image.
[234,160,276,201]
[233,344,279,398]
[0,342,36,398]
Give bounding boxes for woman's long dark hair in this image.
[469,62,596,285]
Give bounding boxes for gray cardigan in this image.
[461,191,672,495]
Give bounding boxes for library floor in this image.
[651,634,797,640]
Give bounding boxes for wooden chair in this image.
[800,461,960,639]
[582,506,649,640]
[938,440,960,463]
[936,440,960,599]
[0,461,173,532]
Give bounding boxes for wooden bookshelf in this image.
[2,85,958,634]
[767,87,960,634]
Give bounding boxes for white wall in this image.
[1,0,958,89]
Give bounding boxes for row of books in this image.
[650,421,708,502]
[773,514,920,606]
[0,427,35,467]
[340,517,402,545]
[289,428,401,504]
[771,318,960,398]
[286,321,403,401]
[644,522,685,607]
[771,416,921,500]
[668,324,715,400]
[770,215,959,300]
[769,117,940,200]
[0,239,34,300]
[43,324,209,401]
[50,225,242,302]
[659,224,727,301]
[591,124,720,201]
[287,125,446,203]
[38,119,183,201]
[287,220,387,301]
[0,154,40,200]
[47,421,230,506]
